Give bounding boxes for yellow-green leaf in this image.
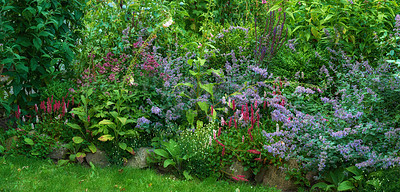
[119,142,127,150]
[88,143,97,153]
[72,136,84,144]
[98,134,114,142]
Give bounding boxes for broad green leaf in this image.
[32,37,42,50]
[98,119,115,125]
[183,170,193,180]
[186,109,197,126]
[81,95,87,106]
[110,111,118,119]
[338,181,355,191]
[117,117,127,126]
[88,143,97,153]
[346,166,362,176]
[67,123,81,130]
[198,58,206,66]
[16,63,29,73]
[98,135,114,142]
[87,89,93,96]
[154,149,170,158]
[197,101,208,112]
[119,142,127,150]
[189,70,198,76]
[174,82,193,88]
[126,147,135,155]
[311,27,321,39]
[199,83,214,98]
[57,159,69,166]
[163,159,176,168]
[24,138,34,145]
[106,101,115,106]
[267,4,282,14]
[76,152,86,158]
[72,136,84,144]
[187,59,194,66]
[196,120,203,129]
[206,69,223,77]
[311,182,329,190]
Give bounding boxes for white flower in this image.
[163,18,174,28]
[107,2,116,8]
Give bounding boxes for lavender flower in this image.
[135,117,151,129]
[151,106,161,115]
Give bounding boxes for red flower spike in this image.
[234,118,237,129]
[257,113,260,128]
[228,117,232,128]
[237,175,245,178]
[211,105,214,116]
[62,102,66,117]
[263,100,266,109]
[247,149,261,154]
[251,105,254,123]
[232,100,235,111]
[222,147,225,156]
[40,101,45,110]
[218,127,221,137]
[255,100,258,109]
[232,177,239,181]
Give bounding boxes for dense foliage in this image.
[1,0,400,191]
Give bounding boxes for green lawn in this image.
[0,155,279,192]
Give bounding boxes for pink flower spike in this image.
[234,119,237,129]
[263,100,266,109]
[255,100,258,109]
[247,149,261,154]
[218,127,222,137]
[232,100,235,111]
[228,117,232,128]
[262,0,267,4]
[211,105,214,116]
[242,135,245,142]
[213,130,217,139]
[232,176,239,181]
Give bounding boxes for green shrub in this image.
[0,0,85,110]
[270,43,329,85]
[285,0,399,63]
[361,166,400,192]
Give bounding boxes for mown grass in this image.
[0,155,279,192]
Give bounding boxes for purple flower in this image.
[135,117,151,128]
[151,106,161,115]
